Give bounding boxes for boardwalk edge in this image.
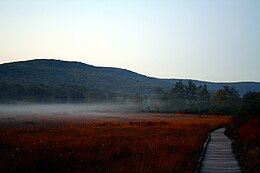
[194,125,226,173]
[194,132,211,173]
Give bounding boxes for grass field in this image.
[0,113,231,173]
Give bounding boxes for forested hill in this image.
[0,59,172,95]
[0,59,260,96]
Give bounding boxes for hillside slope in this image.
[0,59,259,95]
[0,59,172,95]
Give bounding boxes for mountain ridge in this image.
[1,59,259,95]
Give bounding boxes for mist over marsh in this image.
[0,103,139,117]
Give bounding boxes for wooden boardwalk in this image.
[199,127,241,173]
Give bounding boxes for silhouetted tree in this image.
[241,92,260,117]
[185,80,197,112]
[169,80,186,112]
[211,86,240,114]
[198,84,211,113]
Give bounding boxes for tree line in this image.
[148,80,211,113]
[142,80,258,115]
[1,80,259,116]
[0,81,122,103]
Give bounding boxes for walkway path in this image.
[199,127,241,173]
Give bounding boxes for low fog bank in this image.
[0,103,140,116]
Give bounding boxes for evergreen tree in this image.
[198,84,210,113]
[185,80,197,112]
[185,80,197,100]
[169,80,186,112]
[211,86,240,114]
[170,80,185,99]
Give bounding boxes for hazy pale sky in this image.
[0,0,259,82]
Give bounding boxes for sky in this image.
[0,0,259,82]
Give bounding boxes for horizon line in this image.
[1,57,260,84]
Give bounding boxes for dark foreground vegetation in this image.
[0,115,230,173]
[226,91,260,173]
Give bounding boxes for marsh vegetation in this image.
[0,114,230,173]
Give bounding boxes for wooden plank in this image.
[198,127,241,173]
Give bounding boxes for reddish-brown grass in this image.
[0,114,231,173]
[237,118,260,172]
